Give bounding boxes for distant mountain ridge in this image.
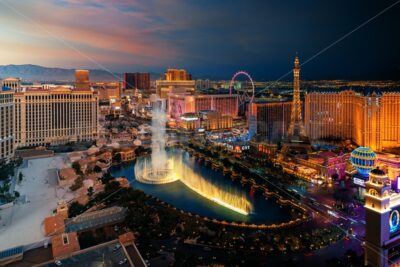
[0,64,161,82]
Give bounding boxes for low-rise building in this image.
[292,151,347,181]
[65,206,127,233]
[58,168,78,187]
[51,232,81,260]
[43,214,66,237]
[119,147,135,162]
[376,153,400,190]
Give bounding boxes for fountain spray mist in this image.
[135,96,252,215]
[151,98,168,170]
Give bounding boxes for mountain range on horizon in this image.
[0,64,163,82]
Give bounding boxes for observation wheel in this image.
[229,71,255,106]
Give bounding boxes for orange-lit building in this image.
[305,89,400,151]
[75,70,90,90]
[200,111,233,131]
[178,110,233,131]
[164,69,192,81]
[168,93,238,119]
[250,99,292,143]
[156,69,195,98]
[92,82,121,103]
[118,147,135,162]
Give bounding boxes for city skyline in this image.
[0,0,399,80]
[2,2,400,267]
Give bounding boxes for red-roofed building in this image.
[51,232,80,260]
[43,214,65,237]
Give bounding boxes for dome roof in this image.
[350,147,377,177]
[370,167,386,176]
[350,147,376,158]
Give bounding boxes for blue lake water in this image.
[110,148,295,224]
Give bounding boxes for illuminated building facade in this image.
[168,94,238,120]
[250,100,292,143]
[297,151,347,180]
[376,153,400,190]
[199,110,233,131]
[164,69,192,81]
[123,73,150,91]
[75,70,90,90]
[91,82,121,103]
[305,89,400,151]
[0,89,14,161]
[1,77,21,92]
[156,69,195,98]
[14,87,98,147]
[364,168,400,267]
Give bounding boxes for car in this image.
[55,260,62,266]
[113,244,121,251]
[119,258,128,265]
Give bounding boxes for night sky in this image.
[0,0,399,80]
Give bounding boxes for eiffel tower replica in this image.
[282,55,311,155]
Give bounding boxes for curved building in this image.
[14,87,98,147]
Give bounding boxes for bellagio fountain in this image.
[135,98,252,215]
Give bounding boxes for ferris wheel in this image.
[229,70,255,106]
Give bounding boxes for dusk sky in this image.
[0,0,399,80]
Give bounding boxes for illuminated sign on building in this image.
[390,208,400,237]
[353,177,366,187]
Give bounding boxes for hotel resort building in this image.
[305,89,400,152]
[250,99,292,143]
[1,77,21,92]
[168,93,238,119]
[0,88,14,161]
[14,86,99,147]
[156,69,195,98]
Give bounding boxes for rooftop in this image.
[59,168,78,181]
[65,206,127,233]
[370,167,386,176]
[51,232,80,260]
[38,240,133,267]
[43,214,66,237]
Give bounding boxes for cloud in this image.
[0,0,180,70]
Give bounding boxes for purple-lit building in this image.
[365,168,400,266]
[294,151,347,181]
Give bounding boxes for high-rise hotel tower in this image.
[12,71,99,148]
[0,88,14,161]
[305,89,400,151]
[14,86,98,147]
